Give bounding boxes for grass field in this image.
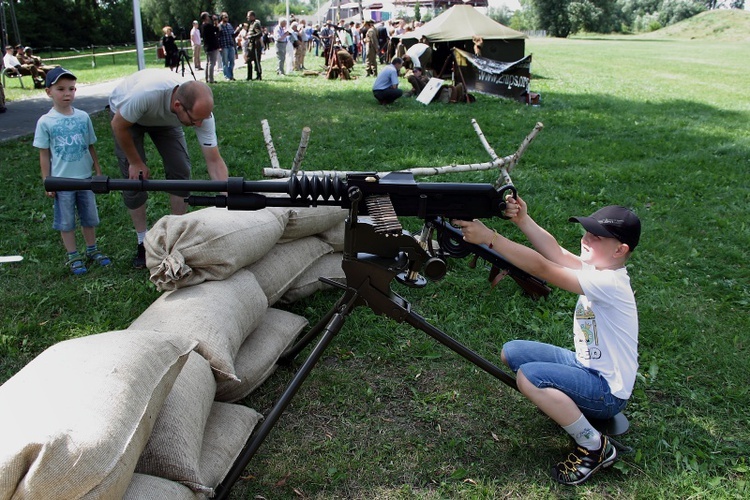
[1,11,749,499]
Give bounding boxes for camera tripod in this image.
[177,30,196,80]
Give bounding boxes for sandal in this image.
[87,250,112,267]
[67,255,88,275]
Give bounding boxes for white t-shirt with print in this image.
[573,264,639,399]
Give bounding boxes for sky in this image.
[488,0,522,11]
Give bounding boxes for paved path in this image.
[0,57,254,144]
[0,79,122,143]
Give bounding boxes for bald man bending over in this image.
[109,69,230,268]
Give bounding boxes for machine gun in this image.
[46,173,631,499]
[45,172,549,298]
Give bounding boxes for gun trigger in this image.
[488,265,509,289]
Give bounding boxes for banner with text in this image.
[453,48,531,101]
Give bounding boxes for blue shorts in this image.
[502,340,627,420]
[53,189,100,232]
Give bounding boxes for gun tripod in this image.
[212,184,628,499]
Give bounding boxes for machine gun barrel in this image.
[44,171,516,220]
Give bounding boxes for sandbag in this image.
[129,269,268,382]
[0,330,196,500]
[280,252,345,304]
[316,221,345,252]
[198,403,263,494]
[216,308,309,402]
[123,474,201,500]
[268,205,347,243]
[145,207,288,291]
[246,237,333,306]
[135,352,216,493]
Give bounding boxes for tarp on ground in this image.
[453,48,531,101]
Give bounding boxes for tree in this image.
[567,0,619,33]
[487,5,513,26]
[532,0,573,37]
[509,0,538,32]
[414,0,421,22]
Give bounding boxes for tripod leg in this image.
[212,292,358,500]
[278,292,347,363]
[404,309,519,391]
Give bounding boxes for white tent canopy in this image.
[401,5,526,41]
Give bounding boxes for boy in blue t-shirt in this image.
[33,67,111,275]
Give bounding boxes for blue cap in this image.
[45,67,76,88]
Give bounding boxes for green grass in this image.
[1,30,749,500]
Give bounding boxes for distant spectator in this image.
[319,21,335,63]
[403,41,432,71]
[244,11,263,81]
[372,56,403,105]
[161,27,180,72]
[190,20,203,70]
[364,20,379,77]
[201,12,220,83]
[4,45,44,86]
[22,46,55,73]
[218,11,236,80]
[274,17,290,75]
[33,67,111,275]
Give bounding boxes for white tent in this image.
[401,5,526,42]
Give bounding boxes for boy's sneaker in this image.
[133,243,146,269]
[87,250,112,267]
[552,435,617,486]
[66,255,87,276]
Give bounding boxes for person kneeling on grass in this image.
[455,197,641,485]
[372,56,403,105]
[33,67,111,275]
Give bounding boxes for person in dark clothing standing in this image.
[200,12,220,84]
[161,27,180,72]
[245,10,263,81]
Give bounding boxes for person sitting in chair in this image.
[4,45,45,85]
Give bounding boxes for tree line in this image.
[506,0,745,37]
[1,0,745,51]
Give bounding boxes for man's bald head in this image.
[175,81,214,121]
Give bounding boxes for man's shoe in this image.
[133,243,146,269]
[552,435,617,486]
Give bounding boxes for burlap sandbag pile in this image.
[0,206,348,498]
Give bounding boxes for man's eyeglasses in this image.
[180,103,199,126]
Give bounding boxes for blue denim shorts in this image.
[53,189,100,231]
[502,340,627,420]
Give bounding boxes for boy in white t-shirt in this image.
[455,197,641,486]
